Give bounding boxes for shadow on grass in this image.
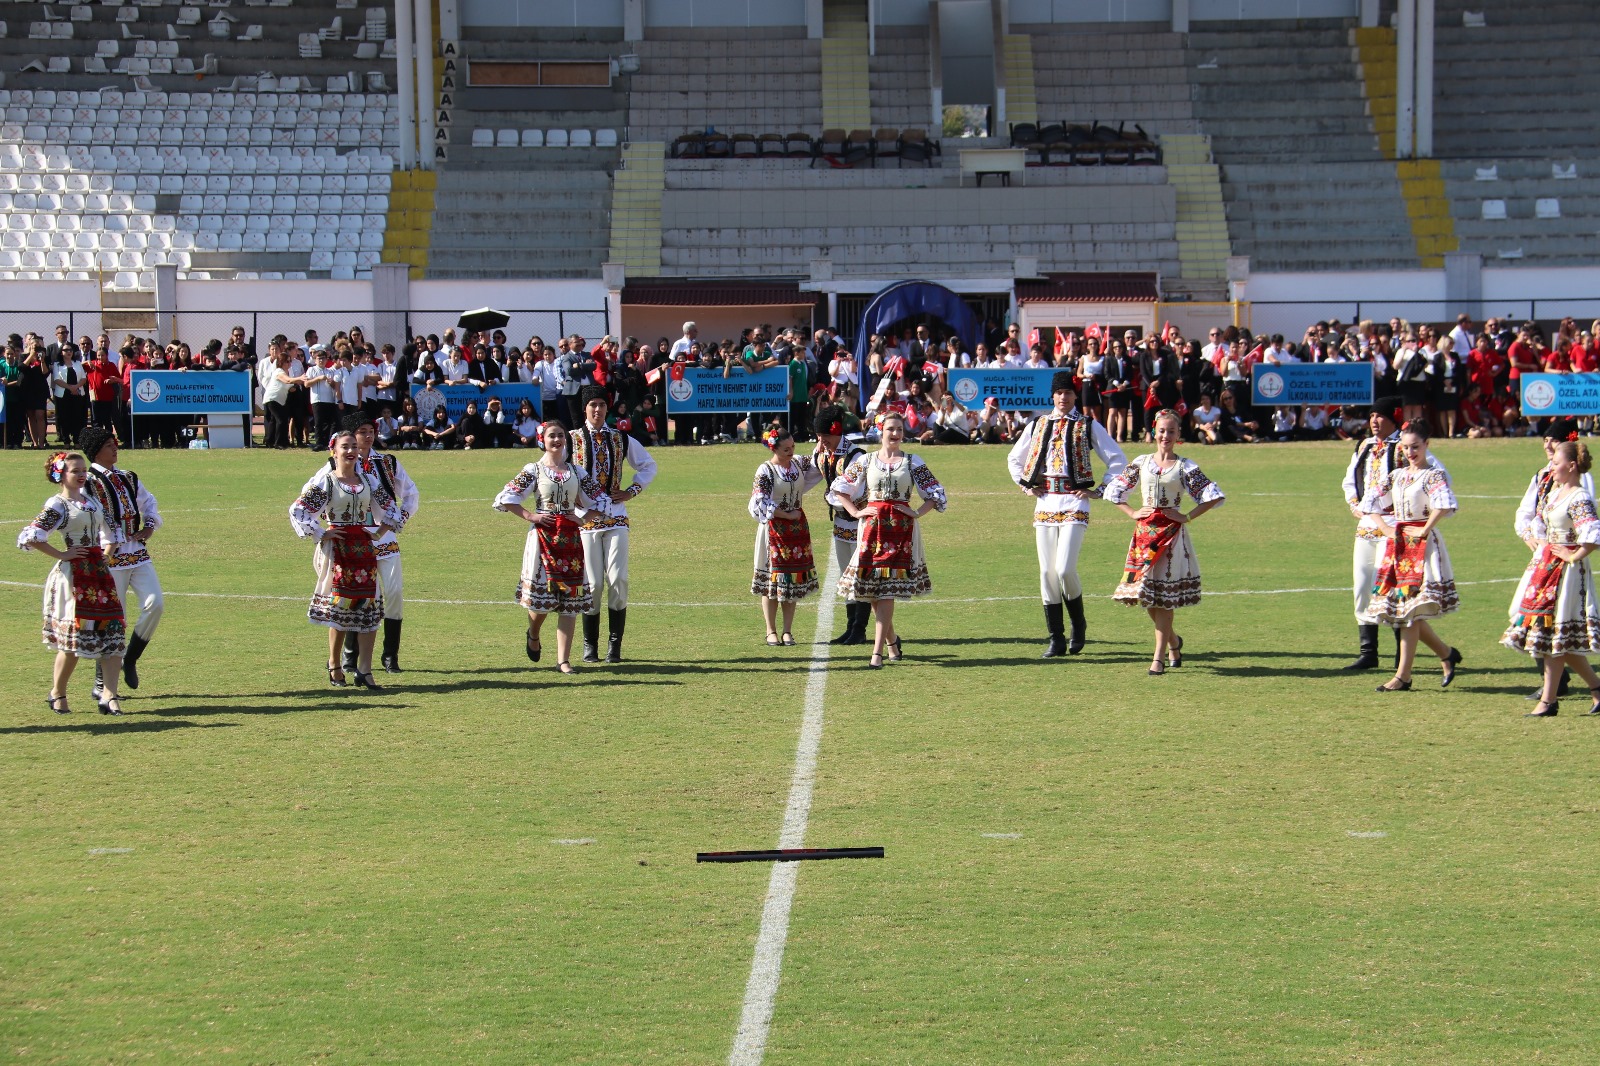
[0,719,239,735]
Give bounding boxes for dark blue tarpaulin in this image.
[851,280,984,383]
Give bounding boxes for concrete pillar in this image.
[1360,0,1379,27]
[1415,0,1434,158]
[827,291,838,330]
[153,264,177,346]
[1171,0,1189,33]
[415,0,436,169]
[1395,0,1415,159]
[372,264,410,347]
[602,262,625,338]
[624,0,643,41]
[1443,252,1482,318]
[806,0,822,38]
[438,0,457,43]
[394,0,416,168]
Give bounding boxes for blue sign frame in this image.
[1519,373,1600,417]
[410,382,540,424]
[946,368,1055,411]
[666,366,790,413]
[1250,362,1374,406]
[129,371,253,414]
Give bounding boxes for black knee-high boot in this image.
[582,612,601,663]
[342,629,360,672]
[831,601,856,644]
[845,601,870,646]
[607,608,626,663]
[1063,596,1087,655]
[93,660,104,698]
[122,634,148,690]
[381,618,402,673]
[1343,623,1380,670]
[1041,602,1067,658]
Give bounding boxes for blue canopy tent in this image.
[850,280,984,408]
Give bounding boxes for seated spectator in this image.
[929,393,973,444]
[423,405,457,450]
[1218,392,1259,443]
[1297,405,1332,441]
[512,399,541,447]
[1190,393,1222,445]
[480,397,513,448]
[635,394,661,446]
[1459,385,1499,439]
[375,406,400,449]
[394,396,425,449]
[971,396,1013,444]
[458,399,487,450]
[1270,406,1297,442]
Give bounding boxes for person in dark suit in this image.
[1138,336,1180,440]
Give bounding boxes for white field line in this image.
[727,552,840,1066]
[0,577,1521,608]
[0,505,248,526]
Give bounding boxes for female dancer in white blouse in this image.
[749,426,824,646]
[494,421,604,674]
[1503,440,1600,717]
[290,429,403,689]
[18,451,126,715]
[827,409,947,668]
[1105,409,1225,675]
[1363,420,1463,693]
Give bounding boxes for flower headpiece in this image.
[874,408,905,429]
[46,451,71,484]
[761,426,784,451]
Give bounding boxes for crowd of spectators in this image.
[2,311,1592,452]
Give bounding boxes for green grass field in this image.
[3,436,1597,1064]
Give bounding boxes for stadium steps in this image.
[382,168,435,279]
[867,28,932,132]
[1000,34,1036,127]
[425,167,610,278]
[608,141,665,277]
[1161,134,1229,283]
[821,0,870,131]
[626,30,821,145]
[1024,27,1198,134]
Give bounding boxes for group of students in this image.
[18,376,1600,713]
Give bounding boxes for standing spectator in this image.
[51,341,88,447]
[367,345,400,421]
[85,344,122,432]
[261,345,303,449]
[439,343,470,384]
[786,340,811,439]
[336,347,362,417]
[555,334,595,429]
[18,339,50,448]
[305,346,344,450]
[1433,334,1465,439]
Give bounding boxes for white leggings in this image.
[1036,522,1088,604]
[112,560,164,641]
[1352,536,1385,623]
[581,527,630,613]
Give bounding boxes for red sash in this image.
[861,501,914,576]
[1373,521,1428,599]
[69,545,123,624]
[1514,545,1565,628]
[537,514,586,596]
[767,511,814,574]
[1121,511,1180,587]
[329,525,378,602]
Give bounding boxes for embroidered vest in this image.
[1021,416,1095,491]
[573,425,627,496]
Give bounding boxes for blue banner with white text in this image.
[130,371,253,414]
[1519,373,1600,417]
[946,368,1055,410]
[1250,362,1374,407]
[411,382,540,424]
[666,367,790,413]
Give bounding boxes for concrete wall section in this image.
[622,303,815,345]
[1010,0,1172,23]
[461,0,625,26]
[1191,0,1354,19]
[662,185,1175,228]
[642,0,805,27]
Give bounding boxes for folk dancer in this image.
[1340,398,1447,671]
[338,411,420,675]
[1005,370,1128,657]
[495,422,605,674]
[1364,420,1463,694]
[1105,409,1225,676]
[290,428,403,689]
[1512,417,1595,700]
[828,409,948,669]
[1503,439,1600,717]
[19,451,127,715]
[79,425,163,697]
[812,404,870,644]
[750,426,824,646]
[570,384,658,663]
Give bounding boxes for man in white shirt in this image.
[337,349,363,412]
[366,345,399,419]
[669,321,697,361]
[1449,314,1476,359]
[304,345,344,449]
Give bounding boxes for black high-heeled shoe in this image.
[866,652,883,670]
[526,623,541,662]
[1376,678,1412,692]
[1440,647,1462,689]
[353,671,381,690]
[1168,635,1184,668]
[98,696,124,716]
[1527,699,1559,717]
[327,663,346,687]
[46,695,69,715]
[886,637,903,662]
[557,661,577,675]
[1584,686,1600,715]
[1148,659,1166,676]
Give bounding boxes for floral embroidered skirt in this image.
[516,515,594,616]
[1365,522,1458,627]
[309,526,383,632]
[40,547,126,658]
[753,512,818,601]
[838,502,931,602]
[1502,545,1600,657]
[1113,513,1201,609]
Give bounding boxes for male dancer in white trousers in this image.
[1006,371,1128,657]
[341,411,419,673]
[80,425,164,695]
[571,385,658,663]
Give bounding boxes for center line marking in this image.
[728,552,840,1066]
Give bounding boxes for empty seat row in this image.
[1,106,392,129]
[0,89,394,110]
[471,128,619,149]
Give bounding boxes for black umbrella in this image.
[458,307,511,333]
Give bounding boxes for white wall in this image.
[460,0,625,28]
[642,0,805,26]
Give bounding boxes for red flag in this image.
[1053,328,1067,359]
[1027,328,1041,350]
[645,365,663,385]
[1086,322,1102,340]
[669,363,685,381]
[1161,320,1176,344]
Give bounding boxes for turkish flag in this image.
[669,363,685,381]
[1085,322,1102,340]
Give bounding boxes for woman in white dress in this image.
[828,410,947,669]
[749,426,824,646]
[1363,420,1463,693]
[1105,409,1226,675]
[17,451,127,715]
[494,421,604,674]
[1503,439,1600,717]
[290,429,403,689]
